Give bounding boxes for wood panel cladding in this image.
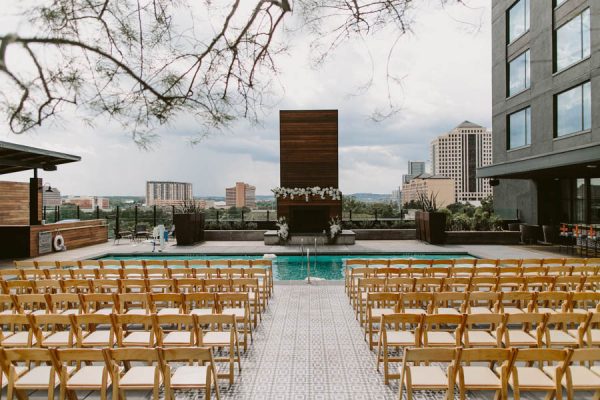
[29,220,108,257]
[280,110,338,188]
[0,181,30,225]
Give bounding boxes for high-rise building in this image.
[402,161,426,184]
[431,121,493,203]
[42,185,61,207]
[391,188,402,207]
[401,174,456,208]
[479,0,599,225]
[146,181,193,206]
[225,182,256,209]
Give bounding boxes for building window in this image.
[555,9,590,72]
[508,107,531,149]
[508,50,530,96]
[556,81,591,137]
[508,0,530,43]
[592,178,600,224]
[554,0,567,7]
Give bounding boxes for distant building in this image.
[42,185,61,207]
[401,174,456,208]
[146,181,193,206]
[391,188,402,207]
[63,196,110,210]
[431,121,493,203]
[402,161,426,185]
[225,182,256,209]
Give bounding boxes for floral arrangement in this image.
[271,186,341,202]
[328,216,342,242]
[276,217,290,243]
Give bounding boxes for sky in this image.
[0,1,491,197]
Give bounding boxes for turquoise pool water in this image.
[99,253,475,280]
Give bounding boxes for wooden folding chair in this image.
[423,266,450,278]
[498,258,523,269]
[521,266,548,277]
[0,269,24,281]
[569,292,600,314]
[164,260,188,269]
[541,312,590,348]
[348,267,376,306]
[496,291,535,314]
[420,314,464,348]
[89,279,120,294]
[469,276,498,292]
[81,293,116,315]
[13,261,36,269]
[249,259,273,297]
[219,268,245,279]
[496,276,527,292]
[0,294,18,315]
[414,277,445,293]
[508,348,568,400]
[103,348,162,400]
[168,267,196,279]
[441,277,472,292]
[1,280,35,296]
[203,278,231,293]
[344,259,368,294]
[533,292,570,314]
[14,293,50,315]
[121,260,143,270]
[196,314,241,384]
[376,313,422,384]
[574,312,600,347]
[159,347,220,400]
[465,291,501,314]
[524,276,556,292]
[184,292,216,316]
[95,269,122,281]
[1,347,68,400]
[193,267,219,280]
[230,278,262,325]
[216,292,252,351]
[146,278,176,294]
[208,260,229,269]
[118,278,148,293]
[153,314,199,347]
[241,268,270,308]
[364,292,400,350]
[52,348,111,400]
[456,348,512,400]
[143,260,167,277]
[462,313,504,348]
[44,269,73,280]
[476,259,499,268]
[356,277,386,325]
[453,258,477,268]
[562,348,600,400]
[399,292,433,314]
[35,261,59,270]
[115,293,150,315]
[498,313,546,348]
[553,276,585,292]
[71,313,115,348]
[46,293,83,315]
[150,293,183,315]
[399,347,458,400]
[430,292,467,315]
[385,277,415,293]
[31,314,75,348]
[0,314,36,347]
[59,279,92,294]
[375,267,402,279]
[449,265,475,278]
[175,278,204,293]
[111,314,155,347]
[187,260,209,269]
[33,280,62,295]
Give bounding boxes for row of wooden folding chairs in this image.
[1,266,274,296]
[346,263,600,297]
[362,290,600,341]
[2,277,268,310]
[0,290,260,333]
[0,346,221,400]
[15,258,273,269]
[351,275,600,312]
[0,312,245,385]
[374,311,600,386]
[396,347,600,400]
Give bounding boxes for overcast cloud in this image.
[0,2,491,197]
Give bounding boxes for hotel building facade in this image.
[146,181,193,206]
[225,182,256,209]
[479,0,600,225]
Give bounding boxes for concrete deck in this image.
[2,239,569,267]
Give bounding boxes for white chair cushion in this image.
[466,330,498,346]
[82,331,112,346]
[170,366,208,388]
[157,308,181,315]
[67,366,110,388]
[504,330,537,346]
[509,367,554,389]
[462,366,501,388]
[385,331,416,346]
[202,332,231,345]
[425,332,457,345]
[544,330,577,346]
[164,332,193,345]
[404,366,448,388]
[42,331,71,346]
[190,309,213,316]
[222,307,247,319]
[123,332,153,346]
[119,366,160,387]
[15,366,75,389]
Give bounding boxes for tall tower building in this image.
[402,161,426,184]
[146,181,193,206]
[431,121,493,203]
[225,182,256,209]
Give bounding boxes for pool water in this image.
[100,253,475,280]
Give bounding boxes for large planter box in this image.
[174,213,205,245]
[353,229,416,240]
[415,211,446,244]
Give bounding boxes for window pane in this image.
[509,50,530,96]
[583,82,591,131]
[509,108,530,148]
[575,178,586,223]
[557,85,583,136]
[582,9,591,59]
[509,0,528,43]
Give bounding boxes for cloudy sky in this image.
[0,1,491,197]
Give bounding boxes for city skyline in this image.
[0,3,491,197]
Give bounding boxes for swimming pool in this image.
[99,253,475,280]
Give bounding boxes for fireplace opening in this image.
[289,206,329,233]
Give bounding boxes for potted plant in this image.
[174,200,205,245]
[416,191,446,244]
